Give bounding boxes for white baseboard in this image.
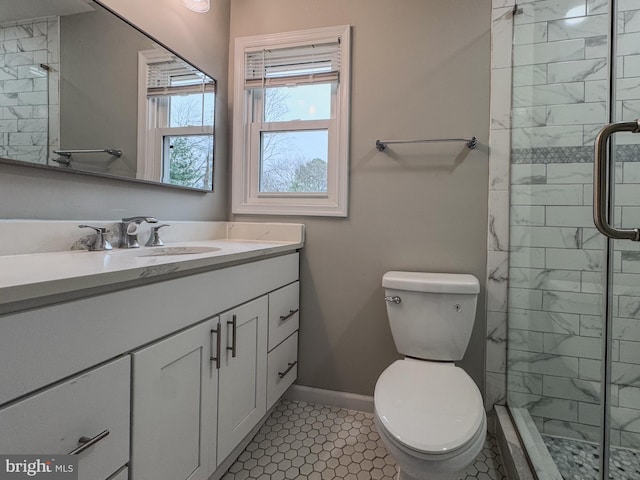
[284,384,374,413]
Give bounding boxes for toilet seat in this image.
[374,359,484,455]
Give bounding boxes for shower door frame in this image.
[598,2,617,478]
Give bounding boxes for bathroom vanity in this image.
[0,222,303,480]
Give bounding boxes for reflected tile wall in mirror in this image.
[0,17,59,165]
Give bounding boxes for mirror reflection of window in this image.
[138,49,215,190]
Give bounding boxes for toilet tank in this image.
[382,271,480,362]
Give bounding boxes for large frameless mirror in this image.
[0,0,216,191]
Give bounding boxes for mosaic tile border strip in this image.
[512,145,640,164]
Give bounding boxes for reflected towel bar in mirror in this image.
[53,148,123,158]
[52,148,123,166]
[375,137,478,151]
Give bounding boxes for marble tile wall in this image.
[504,0,640,450]
[0,17,59,165]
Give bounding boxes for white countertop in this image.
[0,222,304,308]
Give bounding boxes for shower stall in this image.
[505,0,640,478]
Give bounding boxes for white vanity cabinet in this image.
[131,318,218,480]
[0,251,300,480]
[0,357,131,480]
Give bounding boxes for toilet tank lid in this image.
[382,271,480,294]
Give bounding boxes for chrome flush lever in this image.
[384,296,401,304]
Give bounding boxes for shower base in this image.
[543,435,640,480]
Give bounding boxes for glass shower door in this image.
[505,1,639,478]
[604,2,640,475]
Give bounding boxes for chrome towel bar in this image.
[375,137,477,152]
[53,148,123,158]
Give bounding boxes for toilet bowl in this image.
[374,271,485,480]
[374,359,486,480]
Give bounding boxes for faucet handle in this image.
[120,216,158,248]
[121,216,158,224]
[78,225,113,251]
[146,224,170,247]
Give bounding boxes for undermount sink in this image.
[109,246,221,257]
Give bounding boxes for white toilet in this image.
[374,271,486,480]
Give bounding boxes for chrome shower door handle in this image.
[594,120,640,241]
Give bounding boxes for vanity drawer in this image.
[268,282,299,351]
[266,332,298,410]
[0,356,130,480]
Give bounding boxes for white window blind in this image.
[146,51,215,97]
[244,40,341,89]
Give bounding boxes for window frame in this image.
[232,25,351,217]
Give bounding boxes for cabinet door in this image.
[131,318,218,480]
[217,296,268,464]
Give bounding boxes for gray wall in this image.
[60,9,155,178]
[230,0,492,396]
[0,0,230,220]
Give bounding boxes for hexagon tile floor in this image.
[222,399,506,480]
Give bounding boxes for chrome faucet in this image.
[120,216,158,248]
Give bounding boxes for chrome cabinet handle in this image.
[227,315,237,358]
[278,361,297,378]
[210,322,221,369]
[594,120,640,241]
[279,309,299,322]
[67,429,109,455]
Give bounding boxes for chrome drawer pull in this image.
[68,429,109,455]
[278,361,297,378]
[279,309,299,322]
[210,322,221,369]
[227,315,237,358]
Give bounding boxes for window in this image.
[137,49,215,190]
[232,26,351,216]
